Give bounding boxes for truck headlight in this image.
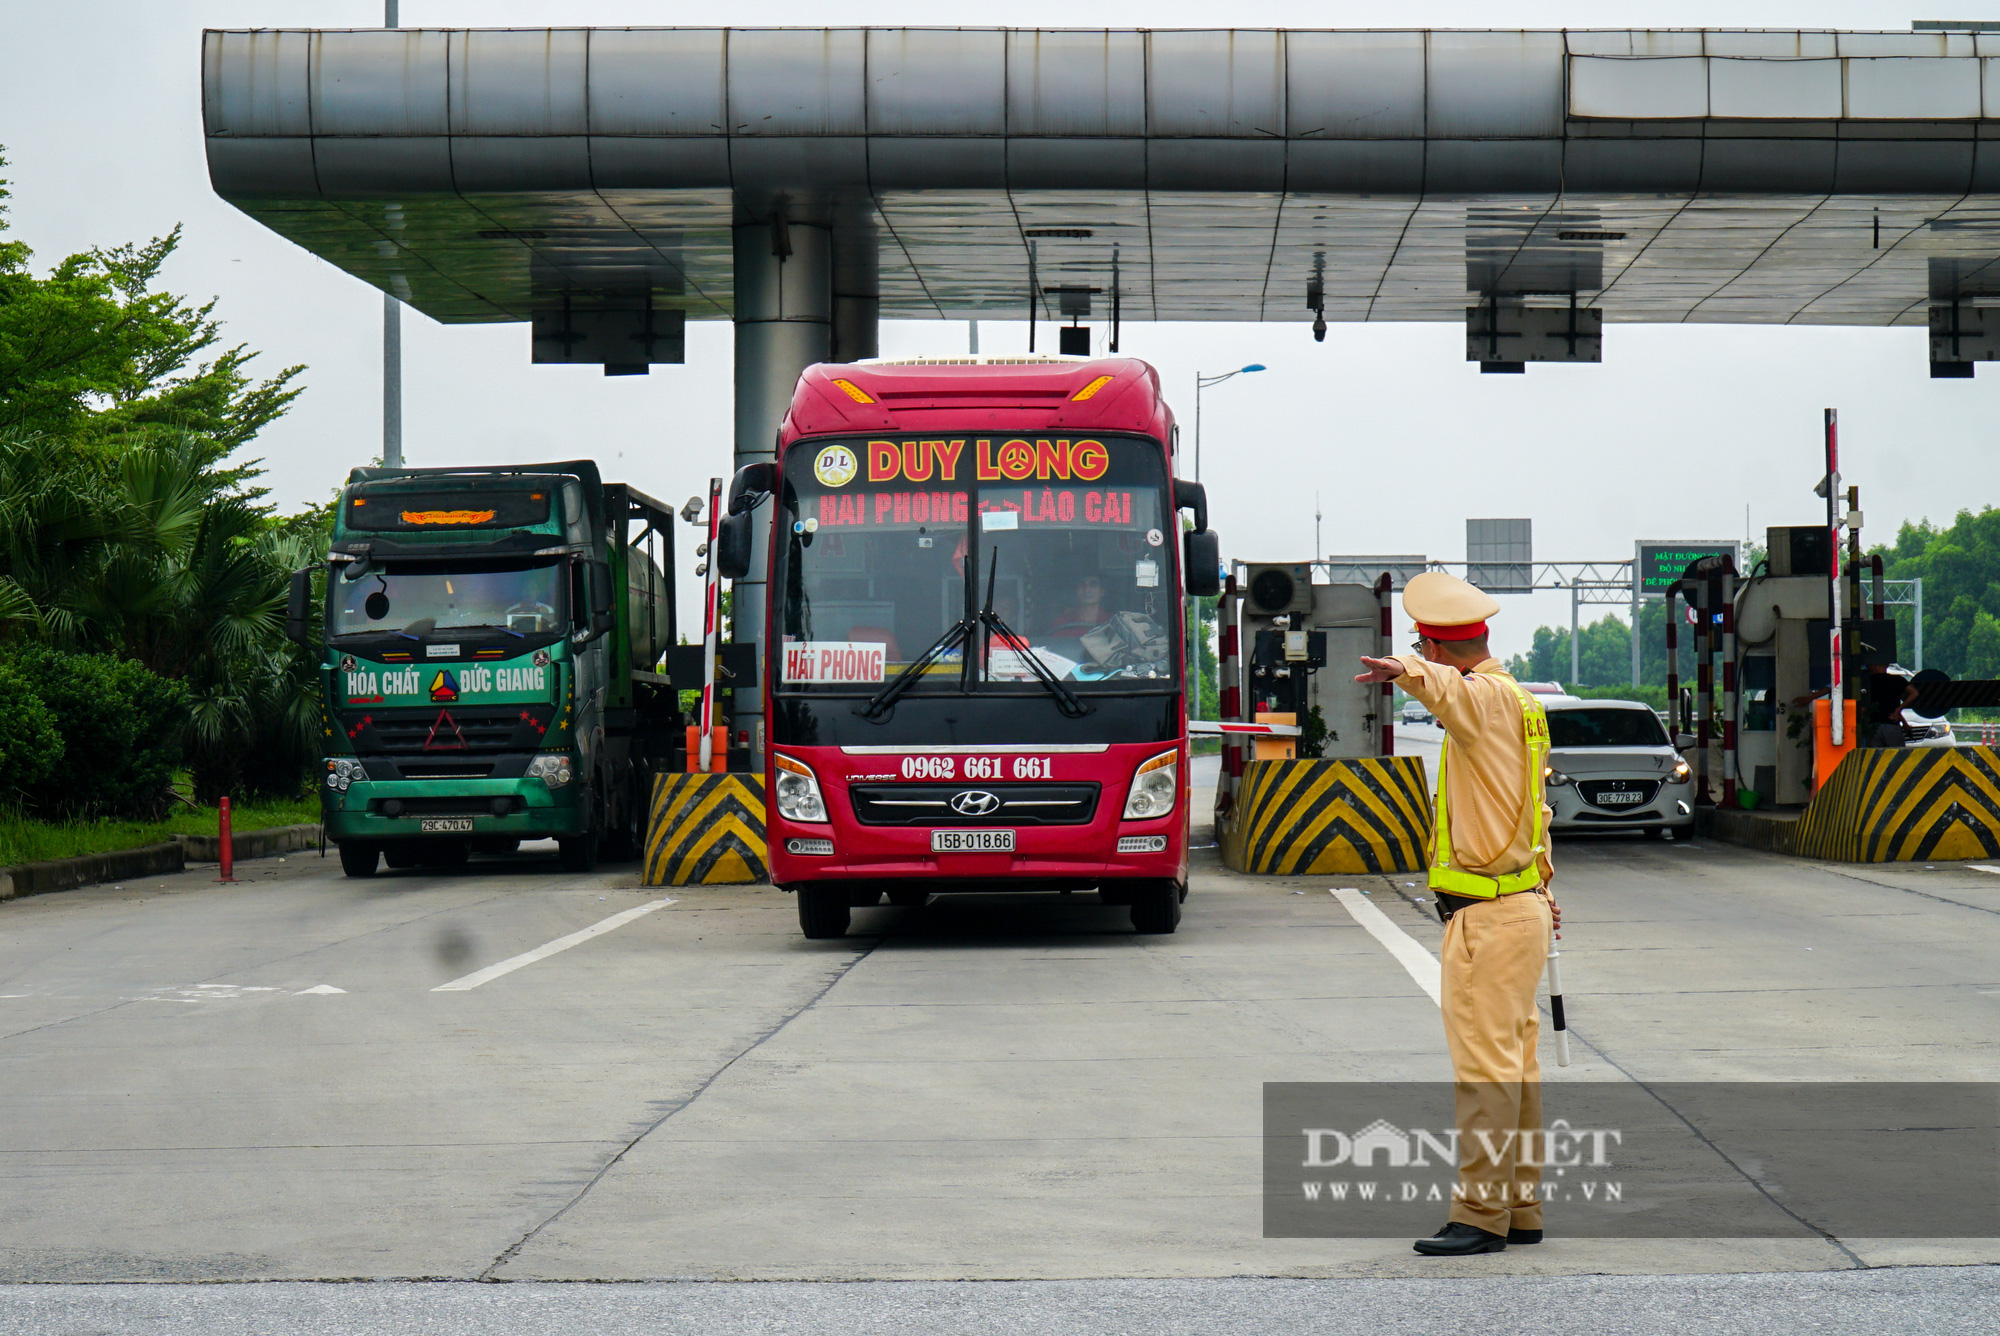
[324,758,365,791]
[773,754,828,823]
[526,754,574,788]
[1123,750,1178,820]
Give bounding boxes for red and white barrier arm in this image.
[1188,719,1302,737]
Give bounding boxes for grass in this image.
[0,796,320,869]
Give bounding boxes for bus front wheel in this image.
[798,886,850,939]
[1129,880,1182,934]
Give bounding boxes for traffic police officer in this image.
[1355,571,1561,1256]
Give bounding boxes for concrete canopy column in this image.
[733,215,831,768]
[831,221,880,363]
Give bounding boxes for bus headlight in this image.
[526,754,574,788]
[1123,751,1178,820]
[774,754,828,823]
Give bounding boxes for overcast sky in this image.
[4,1,1995,666]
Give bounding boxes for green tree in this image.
[1874,509,2000,679]
[0,152,300,466]
[0,149,322,805]
[1967,609,2000,682]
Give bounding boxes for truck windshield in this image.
[774,435,1176,693]
[329,560,567,638]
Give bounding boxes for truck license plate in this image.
[420,818,475,833]
[931,829,1014,853]
[1598,791,1643,805]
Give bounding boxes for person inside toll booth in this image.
[1052,573,1108,636]
[1864,668,1916,748]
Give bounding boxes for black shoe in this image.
[1412,1221,1507,1256]
[1507,1227,1543,1244]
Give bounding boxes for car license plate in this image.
[1598,791,1644,805]
[420,817,474,833]
[931,829,1014,853]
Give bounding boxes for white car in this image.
[1542,698,1694,839]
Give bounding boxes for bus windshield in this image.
[775,435,1176,693]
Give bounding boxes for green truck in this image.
[290,461,679,877]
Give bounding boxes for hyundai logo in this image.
[949,790,1002,817]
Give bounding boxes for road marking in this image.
[295,984,346,995]
[1331,887,1441,1006]
[432,898,676,992]
[1968,865,2000,876]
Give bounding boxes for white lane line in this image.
[432,898,676,992]
[1331,887,1441,1006]
[1968,866,2000,876]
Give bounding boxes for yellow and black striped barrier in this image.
[1221,757,1432,876]
[1791,746,2000,862]
[644,773,768,885]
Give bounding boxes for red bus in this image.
[717,356,1221,940]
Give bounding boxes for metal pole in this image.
[699,477,722,773]
[1915,578,1924,671]
[1570,583,1581,687]
[1721,565,1738,807]
[1825,409,1844,746]
[1631,586,1642,687]
[382,295,402,467]
[1376,573,1394,757]
[1193,374,1203,483]
[968,320,979,355]
[381,1,402,468]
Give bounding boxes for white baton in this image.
[1546,936,1571,1068]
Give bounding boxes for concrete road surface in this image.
[3,803,1997,1320]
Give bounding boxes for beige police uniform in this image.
[1393,572,1555,1238]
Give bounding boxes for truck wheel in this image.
[600,772,644,863]
[1129,880,1181,934]
[798,886,850,939]
[886,888,928,908]
[559,788,602,872]
[559,832,600,873]
[338,842,380,878]
[383,843,420,869]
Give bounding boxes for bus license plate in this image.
[420,818,474,833]
[931,829,1014,853]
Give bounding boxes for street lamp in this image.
[1193,364,1265,482]
[1188,364,1263,724]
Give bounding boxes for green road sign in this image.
[1634,541,1740,599]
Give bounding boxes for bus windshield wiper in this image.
[855,616,975,721]
[977,550,1090,719]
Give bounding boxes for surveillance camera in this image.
[681,496,705,523]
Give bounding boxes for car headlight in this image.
[324,758,365,791]
[525,753,574,788]
[773,754,828,823]
[1544,766,1571,787]
[1123,750,1178,820]
[1670,760,1691,783]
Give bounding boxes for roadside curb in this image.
[0,824,323,904]
[175,823,325,864]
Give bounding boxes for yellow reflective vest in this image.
[1428,678,1550,899]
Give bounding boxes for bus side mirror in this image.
[716,511,755,579]
[1172,478,1209,534]
[728,462,779,515]
[286,569,315,648]
[1184,529,1221,597]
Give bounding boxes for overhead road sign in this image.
[1635,541,1742,600]
[1468,519,1533,594]
[1321,557,1428,590]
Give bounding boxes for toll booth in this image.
[1214,561,1430,875]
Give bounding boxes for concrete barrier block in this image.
[1221,757,1432,876]
[645,773,768,885]
[175,823,325,863]
[4,843,186,900]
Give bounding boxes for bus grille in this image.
[849,782,1100,826]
